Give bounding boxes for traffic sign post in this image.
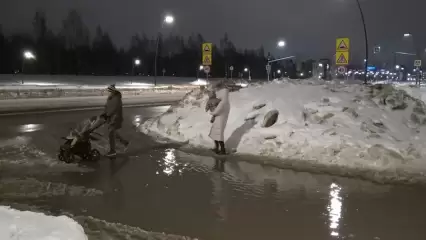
[336,52,349,65]
[337,66,346,75]
[335,38,350,67]
[204,66,210,74]
[203,43,212,53]
[203,65,210,83]
[230,66,234,80]
[266,64,271,81]
[202,55,212,65]
[414,60,422,86]
[414,60,422,67]
[202,43,212,67]
[374,46,381,54]
[336,38,350,52]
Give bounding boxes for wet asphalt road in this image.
[1,106,426,240]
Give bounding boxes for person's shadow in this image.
[225,119,257,150]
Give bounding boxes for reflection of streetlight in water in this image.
[160,148,187,176]
[18,124,44,133]
[162,148,176,176]
[133,115,142,127]
[328,183,342,238]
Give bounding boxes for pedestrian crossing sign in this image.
[203,54,212,66]
[335,52,349,65]
[202,43,212,53]
[336,38,350,52]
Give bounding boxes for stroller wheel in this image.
[63,151,75,163]
[58,153,65,162]
[90,149,101,161]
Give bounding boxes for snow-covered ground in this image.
[395,84,426,102]
[0,74,195,86]
[0,82,197,90]
[0,93,185,114]
[142,79,426,181]
[0,206,87,240]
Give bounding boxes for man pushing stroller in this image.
[101,84,130,157]
[59,84,130,163]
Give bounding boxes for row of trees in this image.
[0,10,302,78]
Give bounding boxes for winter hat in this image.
[107,84,116,92]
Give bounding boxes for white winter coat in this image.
[209,88,230,141]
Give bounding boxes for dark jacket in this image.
[104,91,123,129]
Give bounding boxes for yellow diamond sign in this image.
[336,38,350,52]
[203,54,212,66]
[202,43,212,53]
[335,52,349,65]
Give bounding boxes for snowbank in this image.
[0,206,87,240]
[142,80,426,182]
[0,93,185,114]
[395,84,426,102]
[0,83,197,100]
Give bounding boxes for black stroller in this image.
[58,119,105,163]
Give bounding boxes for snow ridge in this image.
[142,80,426,183]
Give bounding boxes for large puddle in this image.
[1,107,426,240]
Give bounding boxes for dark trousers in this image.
[108,126,127,152]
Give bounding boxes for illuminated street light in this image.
[404,33,412,37]
[277,40,286,48]
[131,58,142,82]
[164,15,174,24]
[24,51,36,60]
[21,50,36,84]
[244,68,251,80]
[277,69,281,74]
[197,65,205,79]
[154,14,175,86]
[395,65,400,70]
[318,63,323,67]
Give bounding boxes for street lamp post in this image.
[197,65,203,79]
[22,50,36,84]
[354,0,369,84]
[267,40,286,81]
[154,14,174,86]
[244,68,251,80]
[132,58,141,84]
[403,33,422,85]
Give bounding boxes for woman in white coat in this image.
[209,83,230,154]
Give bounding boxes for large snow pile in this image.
[395,84,426,102]
[0,206,87,240]
[142,80,426,177]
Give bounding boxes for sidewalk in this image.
[0,92,186,115]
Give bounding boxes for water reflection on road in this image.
[0,107,426,240]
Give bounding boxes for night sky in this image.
[1,0,425,65]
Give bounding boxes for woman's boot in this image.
[211,141,220,154]
[219,141,226,155]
